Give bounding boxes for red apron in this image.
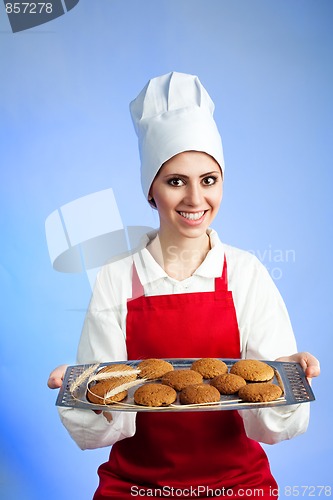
[93,257,278,499]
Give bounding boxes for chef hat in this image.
[130,71,224,204]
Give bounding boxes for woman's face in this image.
[149,151,223,241]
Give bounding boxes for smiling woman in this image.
[48,72,320,500]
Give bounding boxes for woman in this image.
[48,72,320,499]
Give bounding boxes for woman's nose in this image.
[184,183,203,206]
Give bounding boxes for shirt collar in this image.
[133,228,225,287]
[193,228,224,278]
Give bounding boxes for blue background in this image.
[1,1,332,498]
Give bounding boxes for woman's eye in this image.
[168,178,185,187]
[202,176,217,186]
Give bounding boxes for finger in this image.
[47,364,68,389]
[103,411,113,422]
[305,362,320,379]
[301,352,320,379]
[47,376,63,389]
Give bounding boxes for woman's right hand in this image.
[47,364,112,421]
[47,364,68,389]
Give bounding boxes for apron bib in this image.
[93,258,278,499]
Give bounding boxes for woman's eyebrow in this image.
[163,171,221,179]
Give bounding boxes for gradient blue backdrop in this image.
[1,1,332,499]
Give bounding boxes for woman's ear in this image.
[148,196,157,208]
[148,189,157,208]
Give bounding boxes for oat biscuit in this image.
[86,363,137,404]
[134,383,177,407]
[191,358,228,379]
[179,383,221,405]
[138,358,174,380]
[161,369,203,391]
[210,373,246,394]
[87,380,128,404]
[230,359,274,382]
[238,383,283,403]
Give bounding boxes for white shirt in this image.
[58,229,309,449]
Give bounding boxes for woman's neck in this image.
[147,230,211,281]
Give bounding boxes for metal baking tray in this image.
[56,358,315,412]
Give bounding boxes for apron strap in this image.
[214,254,228,291]
[131,262,144,299]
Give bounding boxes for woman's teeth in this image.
[179,211,205,220]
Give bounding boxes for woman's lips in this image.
[177,210,207,225]
[179,211,205,220]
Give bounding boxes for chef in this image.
[48,72,320,499]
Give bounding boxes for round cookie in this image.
[238,383,283,403]
[87,379,128,404]
[179,384,221,405]
[137,358,174,380]
[230,360,274,382]
[210,373,246,395]
[87,363,137,404]
[134,383,177,407]
[191,358,228,379]
[161,369,203,391]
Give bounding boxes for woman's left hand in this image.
[276,352,320,381]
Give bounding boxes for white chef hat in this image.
[130,71,224,204]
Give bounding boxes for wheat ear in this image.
[88,368,140,383]
[69,364,100,393]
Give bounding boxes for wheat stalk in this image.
[86,378,146,405]
[88,368,140,383]
[103,379,146,401]
[69,364,100,393]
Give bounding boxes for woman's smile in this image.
[178,210,206,220]
[177,210,208,225]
